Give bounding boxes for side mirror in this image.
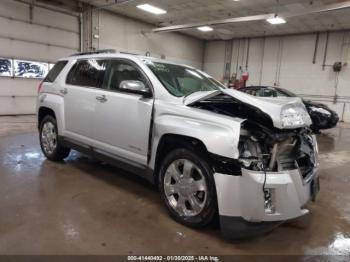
[119,80,151,97]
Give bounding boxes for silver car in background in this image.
[37,50,319,239]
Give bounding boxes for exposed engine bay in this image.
[238,121,316,179]
[191,94,317,179]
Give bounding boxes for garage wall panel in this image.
[279,34,335,96]
[245,38,264,85]
[33,7,79,32]
[0,17,78,51]
[0,0,29,20]
[0,97,37,115]
[277,32,350,119]
[260,37,280,86]
[98,11,204,69]
[0,38,76,63]
[203,41,225,80]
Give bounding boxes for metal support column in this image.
[223,40,233,83]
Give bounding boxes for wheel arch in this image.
[38,107,56,127]
[153,134,208,186]
[37,93,65,135]
[152,133,242,186]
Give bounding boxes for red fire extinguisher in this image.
[240,67,249,88]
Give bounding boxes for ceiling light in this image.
[197,26,213,32]
[266,16,286,24]
[137,4,167,15]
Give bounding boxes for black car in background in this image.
[239,86,339,133]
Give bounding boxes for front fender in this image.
[149,105,244,170]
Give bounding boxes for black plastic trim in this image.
[208,153,242,176]
[220,215,283,240]
[59,136,155,184]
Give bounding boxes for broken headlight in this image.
[281,104,312,129]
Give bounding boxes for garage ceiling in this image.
[81,0,350,39]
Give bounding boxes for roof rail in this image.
[119,51,139,56]
[70,49,116,57]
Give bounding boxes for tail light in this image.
[38,81,44,93]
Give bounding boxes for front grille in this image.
[277,138,315,181]
[277,156,297,171]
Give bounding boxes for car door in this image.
[90,59,154,166]
[63,58,108,144]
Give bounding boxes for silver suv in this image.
[37,50,319,239]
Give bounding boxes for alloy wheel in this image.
[163,159,207,217]
[41,121,57,155]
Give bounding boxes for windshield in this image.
[263,87,288,97]
[275,88,297,97]
[144,61,224,97]
[246,87,296,98]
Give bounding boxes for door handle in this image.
[59,88,68,95]
[96,95,107,103]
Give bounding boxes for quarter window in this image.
[44,60,68,83]
[66,59,107,87]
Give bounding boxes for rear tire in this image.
[158,148,217,228]
[39,115,70,161]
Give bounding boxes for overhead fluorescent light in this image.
[137,4,167,15]
[197,26,213,32]
[266,16,286,24]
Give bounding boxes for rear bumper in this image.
[311,111,339,130]
[214,167,319,239]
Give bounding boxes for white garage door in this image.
[0,0,80,115]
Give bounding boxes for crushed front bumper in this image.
[214,166,319,239]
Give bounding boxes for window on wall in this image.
[0,58,13,77]
[14,60,49,79]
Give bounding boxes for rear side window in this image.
[44,60,68,83]
[66,59,107,87]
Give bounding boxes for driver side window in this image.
[104,60,147,92]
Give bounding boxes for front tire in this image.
[158,148,217,228]
[39,115,70,161]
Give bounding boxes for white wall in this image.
[203,32,350,122]
[203,41,225,81]
[97,10,204,69]
[0,0,80,115]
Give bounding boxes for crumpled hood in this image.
[184,89,312,129]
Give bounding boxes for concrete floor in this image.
[0,115,349,255]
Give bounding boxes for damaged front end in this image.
[189,90,320,239]
[238,120,318,184]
